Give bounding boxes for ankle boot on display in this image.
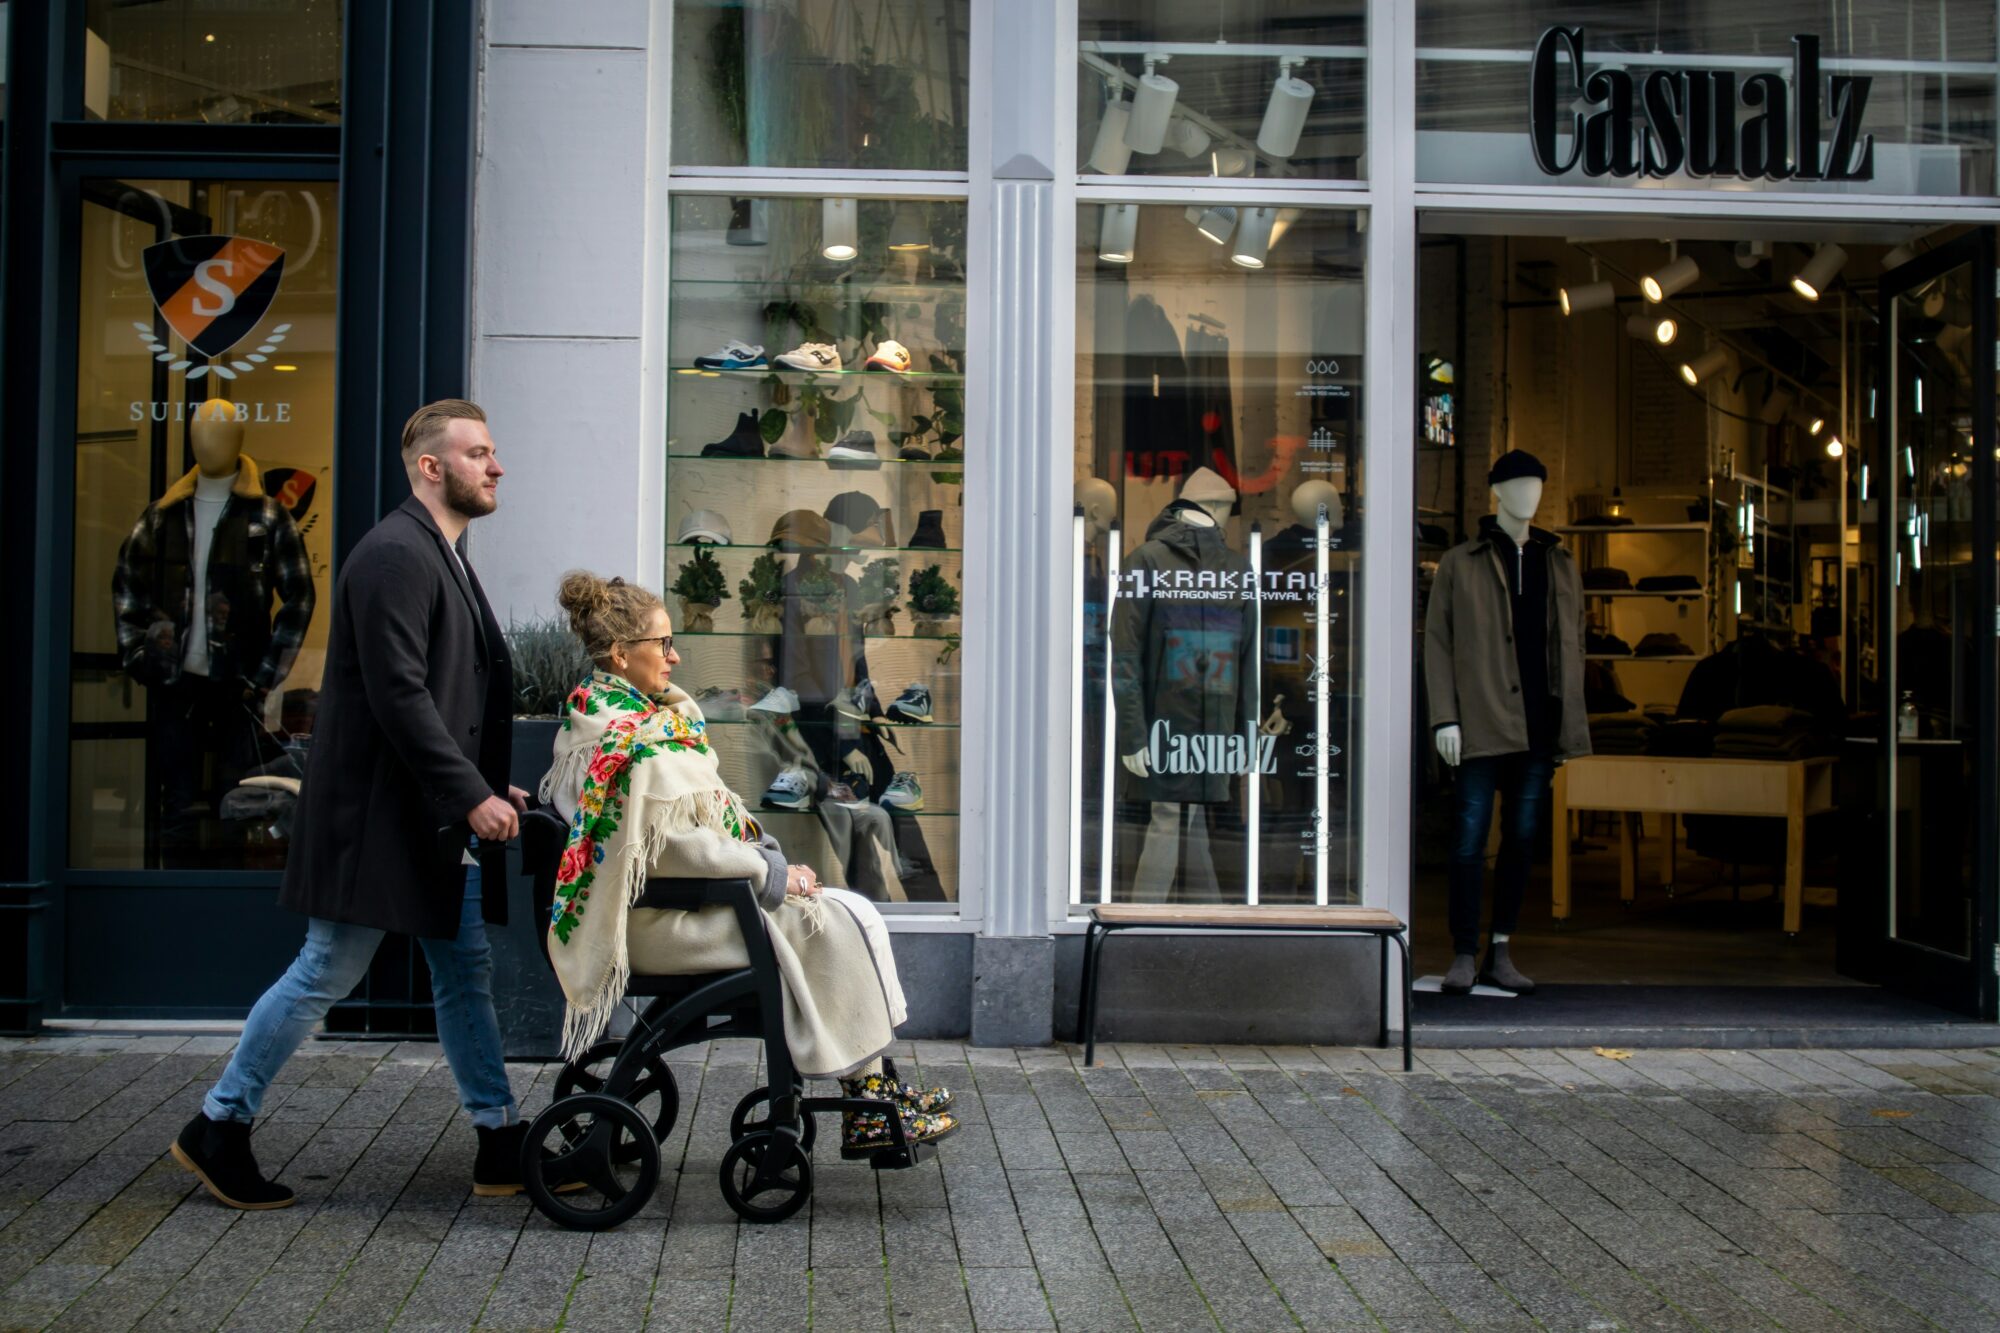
[1480,941,1536,995]
[170,1112,296,1210]
[1441,953,1478,995]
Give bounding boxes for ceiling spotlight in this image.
[1088,92,1133,175]
[1882,242,1919,271]
[1790,243,1847,300]
[1733,239,1771,269]
[1559,280,1614,315]
[1125,55,1179,154]
[1184,204,1236,245]
[1210,147,1255,178]
[1231,206,1278,269]
[1642,254,1699,302]
[1679,345,1734,386]
[1256,56,1315,159]
[1759,386,1795,424]
[1267,207,1304,248]
[887,202,930,252]
[1626,314,1677,345]
[1825,437,1845,459]
[1168,117,1211,158]
[821,197,858,261]
[1787,405,1825,435]
[1098,203,1138,264]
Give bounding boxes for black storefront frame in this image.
[0,0,480,1030]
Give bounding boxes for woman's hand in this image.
[786,864,822,897]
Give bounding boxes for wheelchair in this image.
[518,807,934,1231]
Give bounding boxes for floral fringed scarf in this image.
[539,671,759,1060]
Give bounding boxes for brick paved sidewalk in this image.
[2,1038,2000,1331]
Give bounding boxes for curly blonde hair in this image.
[556,570,665,666]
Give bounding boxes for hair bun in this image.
[556,569,613,631]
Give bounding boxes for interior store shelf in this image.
[1583,589,1708,598]
[1556,523,1708,533]
[1587,654,1702,662]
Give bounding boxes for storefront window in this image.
[670,1,969,172]
[71,179,337,870]
[80,1,341,123]
[1077,203,1364,906]
[1078,2,1366,182]
[665,194,967,907]
[1416,1,1998,196]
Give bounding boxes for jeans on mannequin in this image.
[1132,802,1222,903]
[1447,752,1555,955]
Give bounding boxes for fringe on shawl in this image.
[554,786,771,1064]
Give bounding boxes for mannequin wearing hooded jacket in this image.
[1111,468,1255,902]
[1423,453,1588,995]
[112,399,315,853]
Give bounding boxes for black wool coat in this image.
[278,498,514,938]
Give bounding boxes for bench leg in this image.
[1080,923,1107,1067]
[1392,931,1413,1072]
[1377,934,1389,1049]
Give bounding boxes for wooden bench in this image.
[1077,904,1412,1071]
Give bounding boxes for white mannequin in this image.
[1435,475,1544,768]
[1290,479,1344,530]
[1077,476,1117,541]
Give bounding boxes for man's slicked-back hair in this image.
[400,399,487,473]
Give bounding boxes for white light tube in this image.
[1099,526,1122,905]
[1314,504,1330,906]
[1246,524,1263,905]
[1068,508,1086,907]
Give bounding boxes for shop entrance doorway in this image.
[1410,215,1997,1032]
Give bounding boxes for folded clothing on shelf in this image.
[1583,566,1632,591]
[1648,718,1714,757]
[1635,574,1703,595]
[1712,704,1825,759]
[1586,629,1632,656]
[1589,710,1659,754]
[1634,632,1695,658]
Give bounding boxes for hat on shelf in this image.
[824,491,895,547]
[676,509,733,545]
[768,509,833,550]
[1487,449,1548,485]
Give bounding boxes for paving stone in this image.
[965,1265,1055,1330]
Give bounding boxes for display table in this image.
[1550,755,1837,934]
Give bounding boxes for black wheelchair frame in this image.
[518,807,928,1231]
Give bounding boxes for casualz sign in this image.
[1529,29,1875,183]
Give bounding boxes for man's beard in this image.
[443,468,496,518]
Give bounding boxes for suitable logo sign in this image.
[1529,29,1874,183]
[135,235,292,380]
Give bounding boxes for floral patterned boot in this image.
[839,1075,958,1160]
[854,1057,954,1116]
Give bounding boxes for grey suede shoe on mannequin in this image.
[1441,953,1478,995]
[1480,940,1536,994]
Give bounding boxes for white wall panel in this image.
[487,0,650,49]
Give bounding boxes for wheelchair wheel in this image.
[555,1042,679,1159]
[719,1130,813,1224]
[728,1085,818,1155]
[522,1093,660,1231]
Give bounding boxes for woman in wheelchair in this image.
[542,571,954,1160]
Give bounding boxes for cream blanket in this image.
[541,671,895,1076]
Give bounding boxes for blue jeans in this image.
[205,869,516,1129]
[1448,752,1555,956]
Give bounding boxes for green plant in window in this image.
[738,551,786,634]
[908,564,958,637]
[856,558,903,636]
[795,557,847,634]
[670,547,730,633]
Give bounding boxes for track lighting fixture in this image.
[887,202,930,252]
[1642,253,1699,302]
[1759,386,1795,425]
[1168,117,1211,158]
[1882,242,1918,271]
[1825,437,1845,459]
[1098,203,1138,264]
[1231,207,1278,269]
[1559,280,1614,315]
[1626,314,1676,345]
[1733,239,1770,269]
[821,198,858,261]
[1184,204,1236,245]
[1790,243,1847,300]
[1125,55,1178,154]
[1256,56,1314,159]
[1678,345,1734,386]
[1087,89,1133,175]
[1786,405,1825,435]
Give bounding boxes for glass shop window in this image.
[71,179,338,870]
[1078,1,1367,182]
[671,0,969,172]
[1075,202,1365,907]
[664,194,968,908]
[79,1,342,123]
[1416,1,1997,196]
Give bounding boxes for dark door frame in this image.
[1863,225,1998,1018]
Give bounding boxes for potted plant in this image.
[794,557,847,635]
[670,547,730,633]
[738,551,786,634]
[856,558,903,636]
[907,564,959,637]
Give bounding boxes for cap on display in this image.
[1486,449,1549,486]
[676,509,733,545]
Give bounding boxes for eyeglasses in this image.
[625,635,674,654]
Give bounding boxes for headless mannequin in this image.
[185,400,248,681]
[1077,476,1117,543]
[1434,475,1541,768]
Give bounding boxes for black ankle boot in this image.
[171,1113,296,1210]
[473,1122,530,1197]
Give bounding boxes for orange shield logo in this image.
[142,236,286,359]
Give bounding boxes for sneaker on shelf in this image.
[886,683,933,724]
[760,765,814,812]
[824,780,867,807]
[693,686,748,722]
[865,340,912,373]
[897,439,933,461]
[774,342,841,372]
[910,510,947,549]
[700,411,764,459]
[832,679,880,721]
[879,772,924,811]
[693,340,767,371]
[749,685,802,717]
[826,430,882,469]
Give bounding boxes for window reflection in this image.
[82,1,342,123]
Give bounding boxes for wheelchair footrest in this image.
[867,1140,933,1171]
